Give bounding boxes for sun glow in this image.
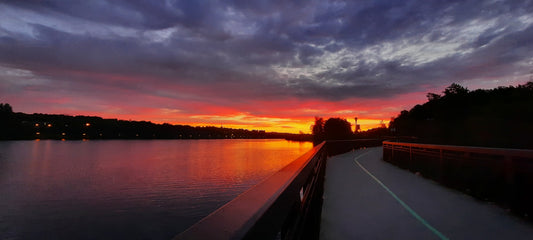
[173,116,389,134]
[180,114,315,134]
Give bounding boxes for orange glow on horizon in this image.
[21,94,411,134]
[46,109,393,134]
[169,117,389,134]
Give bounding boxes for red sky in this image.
[0,76,473,133]
[1,1,532,133]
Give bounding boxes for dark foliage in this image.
[311,117,325,144]
[324,118,353,140]
[311,117,354,144]
[0,103,13,114]
[355,127,389,139]
[389,82,533,149]
[0,106,309,141]
[311,116,389,145]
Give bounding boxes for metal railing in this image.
[175,139,382,240]
[383,141,533,217]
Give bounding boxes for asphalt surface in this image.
[320,147,533,240]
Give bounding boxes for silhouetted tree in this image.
[324,118,352,140]
[0,103,13,115]
[426,93,441,101]
[311,117,325,145]
[0,103,15,140]
[443,83,469,96]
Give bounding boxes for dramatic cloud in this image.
[1,0,532,132]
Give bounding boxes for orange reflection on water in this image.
[180,140,312,188]
[1,139,313,238]
[20,139,311,202]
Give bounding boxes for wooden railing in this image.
[175,139,381,240]
[383,141,533,217]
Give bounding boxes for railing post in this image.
[391,144,395,162]
[503,155,515,208]
[503,156,514,185]
[409,146,412,170]
[463,152,470,190]
[439,149,444,184]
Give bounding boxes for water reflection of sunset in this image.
[182,140,313,186]
[0,140,313,239]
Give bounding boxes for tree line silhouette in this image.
[0,105,311,141]
[3,81,531,147]
[389,82,533,149]
[310,82,533,149]
[311,117,389,145]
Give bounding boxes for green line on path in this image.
[353,150,449,240]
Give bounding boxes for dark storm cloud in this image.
[8,0,220,30]
[1,0,533,103]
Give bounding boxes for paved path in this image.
[320,147,533,240]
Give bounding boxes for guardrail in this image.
[175,139,381,240]
[383,141,533,217]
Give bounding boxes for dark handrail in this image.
[383,141,533,218]
[175,139,382,240]
[383,141,533,158]
[175,142,327,240]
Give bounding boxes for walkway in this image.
[320,147,533,240]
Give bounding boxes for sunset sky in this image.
[1,1,532,133]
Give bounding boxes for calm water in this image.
[0,139,312,239]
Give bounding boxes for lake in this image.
[0,139,313,239]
